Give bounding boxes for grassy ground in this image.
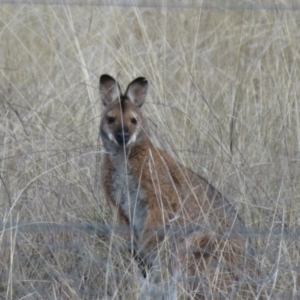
[0,2,300,299]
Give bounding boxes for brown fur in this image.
[99,74,245,298]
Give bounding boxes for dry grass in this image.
[0,2,300,299]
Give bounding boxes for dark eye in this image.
[107,117,115,124]
[131,118,138,125]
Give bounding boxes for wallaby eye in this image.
[107,117,115,124]
[131,118,138,125]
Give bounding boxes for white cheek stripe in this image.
[108,132,119,145]
[127,132,137,145]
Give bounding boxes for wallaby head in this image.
[99,74,148,150]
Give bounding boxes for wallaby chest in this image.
[108,152,148,236]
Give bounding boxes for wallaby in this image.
[100,74,245,298]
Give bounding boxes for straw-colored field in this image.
[0,2,300,299]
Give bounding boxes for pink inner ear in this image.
[126,80,148,107]
[100,80,121,105]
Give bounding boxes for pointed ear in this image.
[125,77,148,107]
[99,74,121,106]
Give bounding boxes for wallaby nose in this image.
[116,130,130,145]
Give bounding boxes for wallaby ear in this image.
[125,77,148,107]
[99,74,121,106]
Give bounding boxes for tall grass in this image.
[0,2,299,299]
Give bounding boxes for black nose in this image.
[116,130,130,145]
